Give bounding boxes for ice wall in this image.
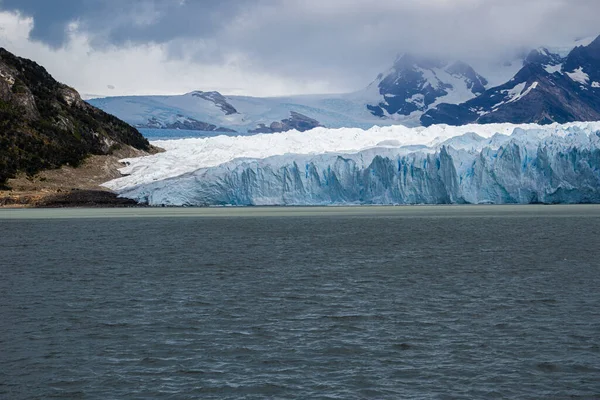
[106,122,600,206]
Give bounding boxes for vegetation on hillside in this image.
[0,48,150,184]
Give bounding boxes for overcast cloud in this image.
[0,0,598,97]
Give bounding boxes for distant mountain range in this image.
[88,35,600,133]
[422,36,600,126]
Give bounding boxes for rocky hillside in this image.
[0,48,150,184]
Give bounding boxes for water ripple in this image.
[1,210,600,399]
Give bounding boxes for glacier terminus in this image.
[103,122,600,206]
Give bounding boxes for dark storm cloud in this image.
[2,0,83,47]
[1,0,251,47]
[2,0,600,91]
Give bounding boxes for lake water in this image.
[1,206,600,399]
[139,129,234,141]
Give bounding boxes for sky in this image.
[0,0,598,97]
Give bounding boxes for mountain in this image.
[88,34,600,134]
[88,90,391,134]
[365,54,488,120]
[0,47,150,184]
[102,122,600,206]
[421,35,600,126]
[87,56,490,133]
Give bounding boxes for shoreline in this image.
[2,204,600,219]
[0,145,157,209]
[0,189,143,208]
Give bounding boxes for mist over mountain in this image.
[3,0,600,98]
[88,34,600,133]
[422,35,600,126]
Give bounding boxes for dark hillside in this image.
[0,48,149,184]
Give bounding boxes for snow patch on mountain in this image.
[486,81,539,112]
[501,82,527,103]
[566,67,590,85]
[507,81,538,104]
[427,66,483,106]
[544,64,563,74]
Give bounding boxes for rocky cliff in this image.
[0,48,150,184]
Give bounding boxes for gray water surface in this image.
[1,206,600,399]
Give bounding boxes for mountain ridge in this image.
[87,34,600,133]
[422,35,600,126]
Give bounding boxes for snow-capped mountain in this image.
[88,34,600,133]
[104,122,600,206]
[87,55,490,133]
[88,53,492,132]
[422,35,600,126]
[365,54,488,120]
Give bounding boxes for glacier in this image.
[104,122,600,206]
